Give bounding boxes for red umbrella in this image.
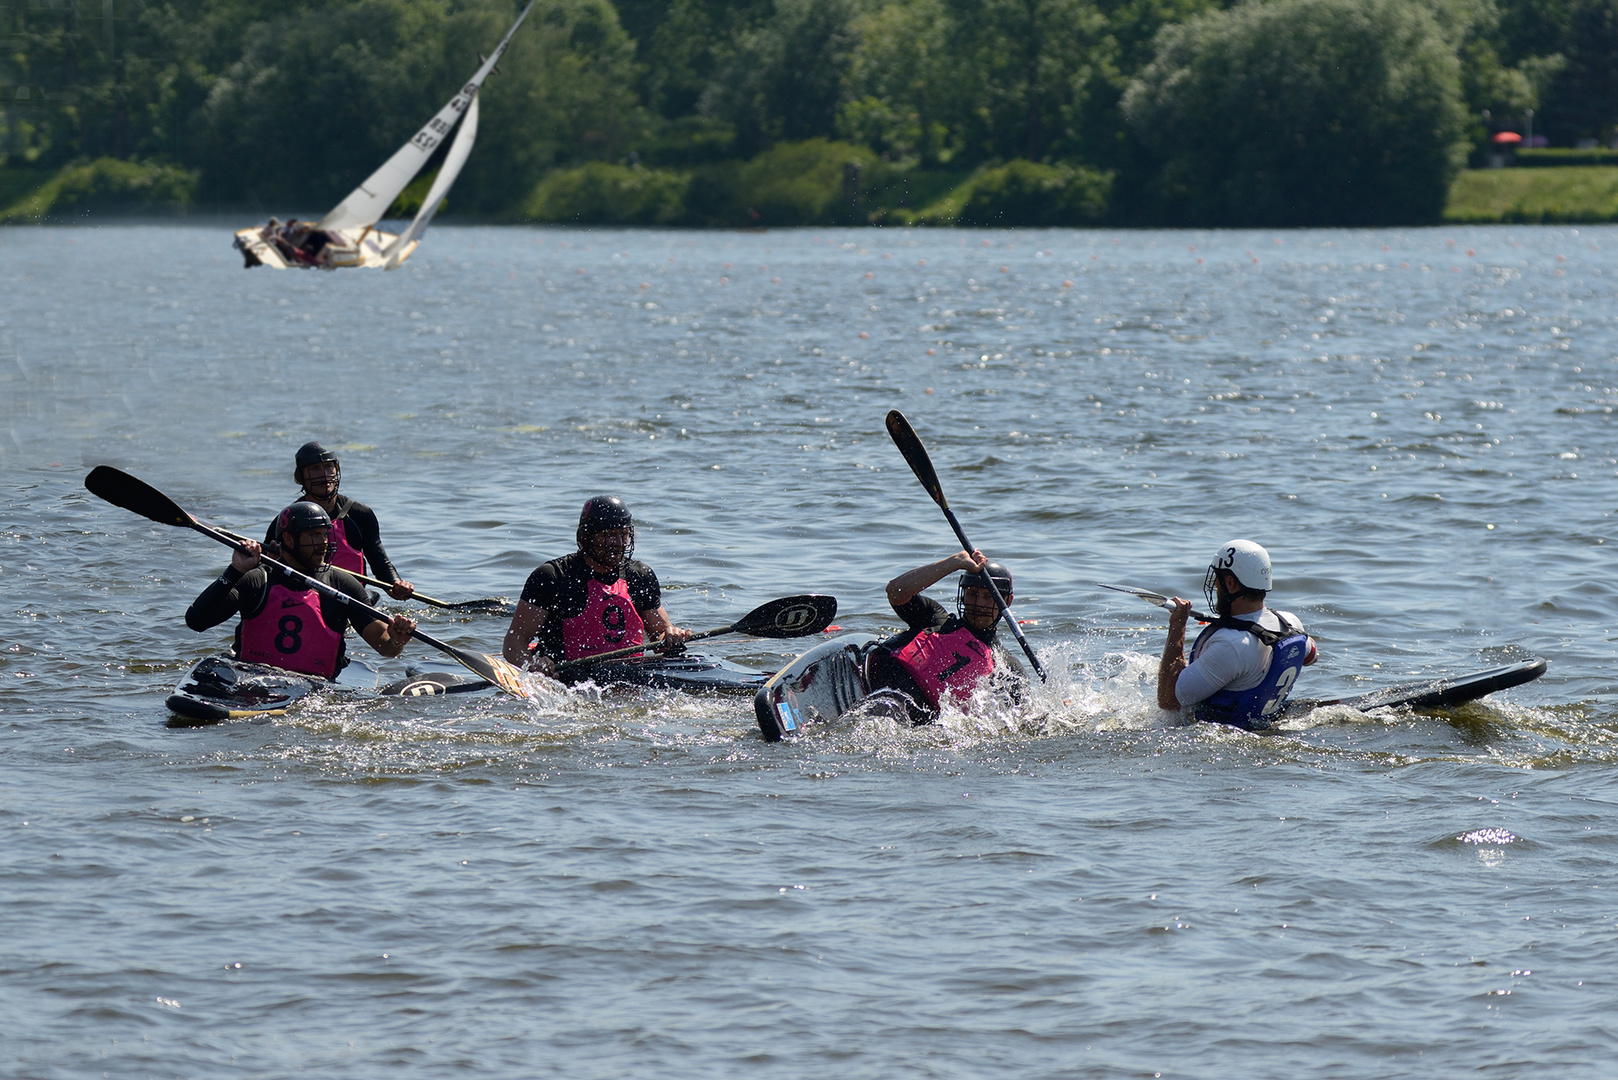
[1491,131,1523,144]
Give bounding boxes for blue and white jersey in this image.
[1178,609,1310,730]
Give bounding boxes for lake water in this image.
[3,222,1616,1078]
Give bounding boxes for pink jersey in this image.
[238,583,344,679]
[889,625,995,708]
[327,516,365,575]
[560,576,646,661]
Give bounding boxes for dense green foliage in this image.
[1121,0,1468,225]
[1,0,1613,225]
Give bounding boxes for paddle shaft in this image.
[83,466,528,694]
[349,569,502,611]
[555,624,731,672]
[936,505,1046,681]
[886,412,1047,681]
[554,594,838,672]
[218,525,501,612]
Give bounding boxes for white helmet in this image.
[1204,539,1271,609]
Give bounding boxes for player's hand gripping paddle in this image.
[556,594,837,672]
[884,410,1046,681]
[83,466,534,697]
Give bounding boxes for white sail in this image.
[318,0,534,232]
[383,93,479,269]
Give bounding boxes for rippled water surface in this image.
[3,223,1617,1077]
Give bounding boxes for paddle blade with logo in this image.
[730,595,837,638]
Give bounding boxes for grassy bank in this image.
[1445,166,1618,223]
[521,142,1112,228]
[0,159,198,222]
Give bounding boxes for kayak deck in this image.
[574,653,768,695]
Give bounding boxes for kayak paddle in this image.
[884,410,1046,681]
[1096,583,1218,625]
[349,570,509,613]
[556,594,838,673]
[1096,582,1286,647]
[83,466,535,698]
[212,524,507,614]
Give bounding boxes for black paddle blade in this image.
[732,595,838,638]
[885,410,948,510]
[443,598,512,614]
[84,466,194,528]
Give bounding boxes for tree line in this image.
[2,0,1615,226]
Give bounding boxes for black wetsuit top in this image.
[263,494,401,584]
[518,552,662,666]
[868,594,1024,718]
[185,561,381,673]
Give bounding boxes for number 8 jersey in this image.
[238,583,344,678]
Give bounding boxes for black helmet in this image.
[576,495,635,565]
[961,561,1013,595]
[957,561,1012,621]
[277,500,332,535]
[276,501,334,569]
[293,441,340,488]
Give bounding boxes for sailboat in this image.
[233,0,533,270]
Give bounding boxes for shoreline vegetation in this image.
[3,154,1615,227]
[3,0,1614,229]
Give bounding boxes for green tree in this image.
[1544,0,1618,143]
[193,0,640,212]
[704,0,863,154]
[943,0,1107,162]
[636,0,775,118]
[837,0,959,163]
[1122,0,1469,225]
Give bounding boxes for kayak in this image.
[755,634,910,741]
[569,653,768,695]
[1289,658,1547,715]
[165,654,491,726]
[166,650,769,726]
[755,639,1548,741]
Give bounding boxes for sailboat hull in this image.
[233,225,419,270]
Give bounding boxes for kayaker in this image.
[502,495,692,680]
[188,501,417,679]
[1156,539,1319,731]
[865,549,1025,721]
[263,441,414,600]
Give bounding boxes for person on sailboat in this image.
[501,496,692,680]
[261,442,415,600]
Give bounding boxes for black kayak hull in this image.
[166,651,767,726]
[573,653,768,695]
[165,655,492,726]
[1290,658,1547,716]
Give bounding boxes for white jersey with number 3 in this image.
[1175,609,1303,709]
